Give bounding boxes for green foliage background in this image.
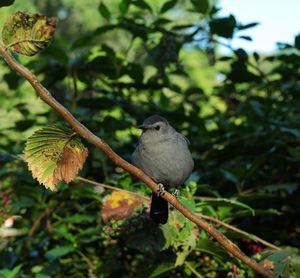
[1,0,300,277]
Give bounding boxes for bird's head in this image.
[138,115,169,134]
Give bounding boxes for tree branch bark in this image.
[0,44,274,278]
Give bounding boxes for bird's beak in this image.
[138,124,146,130]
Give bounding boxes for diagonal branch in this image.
[0,44,274,278]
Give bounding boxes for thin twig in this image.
[0,44,274,278]
[77,251,97,278]
[28,208,50,237]
[196,213,280,251]
[184,261,205,278]
[76,176,150,202]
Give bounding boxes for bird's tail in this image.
[150,192,168,224]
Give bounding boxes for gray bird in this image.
[132,115,194,224]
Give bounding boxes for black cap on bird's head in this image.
[138,115,168,130]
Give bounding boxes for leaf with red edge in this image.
[24,126,88,190]
[2,11,57,56]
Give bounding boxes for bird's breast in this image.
[134,139,193,187]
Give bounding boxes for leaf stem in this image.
[184,261,205,278]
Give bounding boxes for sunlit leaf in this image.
[24,126,88,190]
[101,191,145,223]
[2,11,57,56]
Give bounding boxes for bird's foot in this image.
[157,183,165,196]
[172,189,180,199]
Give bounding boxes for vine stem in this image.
[0,44,273,278]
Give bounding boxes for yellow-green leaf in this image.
[2,11,57,56]
[24,126,88,190]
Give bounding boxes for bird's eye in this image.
[155,125,160,131]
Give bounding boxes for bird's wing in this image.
[177,132,190,145]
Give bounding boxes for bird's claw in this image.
[157,183,165,196]
[172,189,180,199]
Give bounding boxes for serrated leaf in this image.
[2,11,57,56]
[175,231,197,266]
[24,126,88,190]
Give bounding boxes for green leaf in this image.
[98,2,111,20]
[11,196,36,211]
[24,126,88,190]
[175,231,197,266]
[2,12,57,56]
[0,0,15,8]
[149,263,175,277]
[190,0,210,14]
[209,15,236,38]
[237,22,259,30]
[291,255,300,278]
[119,0,131,14]
[197,198,255,216]
[262,251,297,277]
[45,246,74,261]
[63,214,96,223]
[196,239,236,262]
[160,0,178,14]
[253,52,260,61]
[239,35,252,41]
[0,265,22,278]
[131,0,152,12]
